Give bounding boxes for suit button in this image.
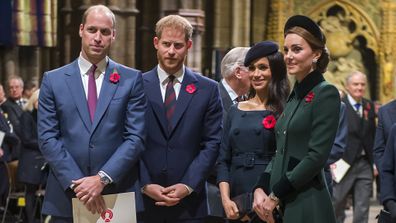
[162,168,167,173]
[89,144,94,149]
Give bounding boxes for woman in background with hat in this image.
[253,15,340,223]
[217,41,289,222]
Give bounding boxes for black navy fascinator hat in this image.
[244,41,279,67]
[284,15,325,43]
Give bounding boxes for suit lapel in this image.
[145,68,168,135]
[169,68,197,135]
[91,59,119,132]
[64,60,91,131]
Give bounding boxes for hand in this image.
[373,164,379,177]
[161,183,190,200]
[72,175,105,205]
[143,184,180,206]
[221,198,239,220]
[0,148,3,158]
[253,188,268,220]
[258,191,278,223]
[84,195,106,214]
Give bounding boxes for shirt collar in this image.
[78,54,108,78]
[157,64,185,84]
[347,94,361,106]
[292,70,324,99]
[221,79,238,101]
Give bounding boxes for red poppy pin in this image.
[365,103,371,111]
[305,91,315,103]
[109,68,120,84]
[186,84,196,94]
[262,115,276,129]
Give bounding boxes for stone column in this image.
[108,0,139,67]
[231,0,250,47]
[379,0,396,102]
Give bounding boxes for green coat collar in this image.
[289,70,325,100]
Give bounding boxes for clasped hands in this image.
[72,175,105,214]
[253,188,278,223]
[143,183,190,206]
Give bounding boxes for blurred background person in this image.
[217,41,289,223]
[254,15,340,223]
[7,76,26,108]
[22,81,38,102]
[219,47,251,121]
[0,108,19,213]
[0,83,22,161]
[333,71,376,223]
[17,89,47,223]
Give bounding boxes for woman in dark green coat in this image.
[253,15,340,223]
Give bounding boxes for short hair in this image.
[7,75,24,88]
[81,5,116,29]
[220,47,250,79]
[155,15,193,41]
[285,26,330,73]
[345,71,367,85]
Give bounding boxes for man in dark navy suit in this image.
[333,71,376,223]
[140,15,223,223]
[374,99,396,168]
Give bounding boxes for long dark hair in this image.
[249,51,290,115]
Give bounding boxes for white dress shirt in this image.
[157,65,185,102]
[78,54,108,99]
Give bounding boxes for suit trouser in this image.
[332,157,372,223]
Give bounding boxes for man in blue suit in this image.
[380,123,396,222]
[139,15,223,223]
[374,99,396,169]
[37,5,146,222]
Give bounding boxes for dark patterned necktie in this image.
[164,75,176,131]
[87,64,97,122]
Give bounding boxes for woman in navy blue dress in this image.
[217,41,290,222]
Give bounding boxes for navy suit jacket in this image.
[38,59,146,217]
[218,80,233,124]
[341,97,376,165]
[374,99,396,169]
[380,123,396,204]
[140,66,223,221]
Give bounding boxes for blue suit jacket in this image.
[380,123,396,204]
[140,67,223,221]
[38,59,146,217]
[374,99,396,169]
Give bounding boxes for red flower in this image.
[262,115,276,129]
[186,84,196,94]
[109,69,120,84]
[305,91,315,103]
[365,103,371,111]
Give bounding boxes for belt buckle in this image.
[244,153,255,167]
